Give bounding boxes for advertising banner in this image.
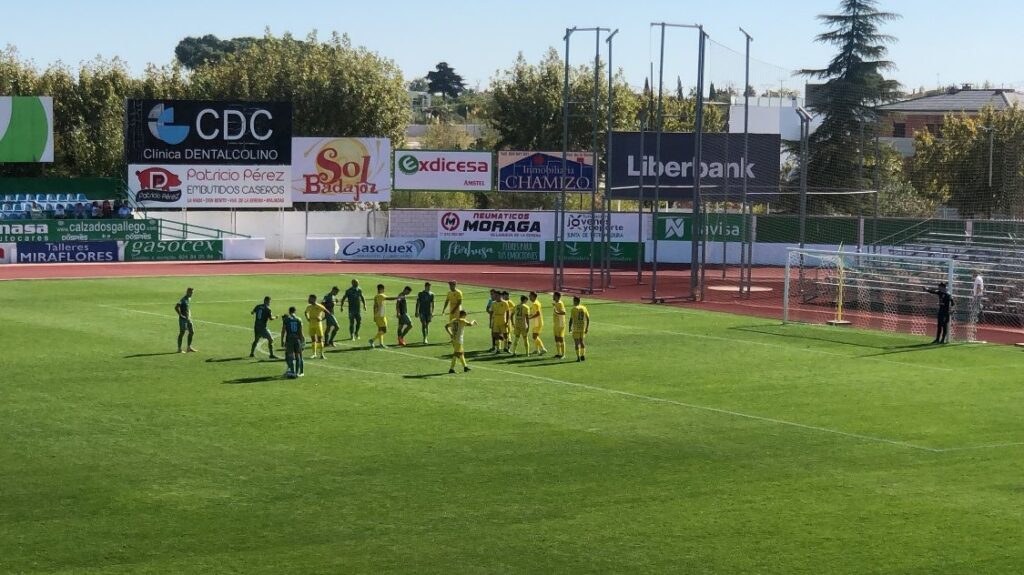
[0,96,54,162]
[125,99,291,165]
[291,137,392,203]
[332,237,439,261]
[563,212,641,242]
[440,240,541,263]
[123,239,224,261]
[656,214,744,242]
[0,219,160,243]
[544,241,643,264]
[0,243,13,263]
[393,150,493,191]
[16,241,118,263]
[438,210,551,241]
[608,132,781,201]
[497,151,595,192]
[128,164,291,208]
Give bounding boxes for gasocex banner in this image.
[608,132,780,201]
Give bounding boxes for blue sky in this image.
[3,0,1021,95]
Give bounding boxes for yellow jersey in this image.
[513,303,531,331]
[552,300,567,327]
[504,299,515,322]
[445,289,463,315]
[529,300,543,329]
[570,304,590,332]
[373,293,387,320]
[448,317,473,346]
[304,303,328,323]
[489,300,507,327]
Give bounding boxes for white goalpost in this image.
[783,247,973,341]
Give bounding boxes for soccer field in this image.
[3,272,1024,574]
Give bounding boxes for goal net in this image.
[783,248,975,342]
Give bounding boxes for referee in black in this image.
[923,281,955,344]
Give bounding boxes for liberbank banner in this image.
[291,137,391,203]
[393,150,493,191]
[125,99,291,165]
[497,151,595,192]
[608,132,780,201]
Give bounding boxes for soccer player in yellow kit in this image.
[445,310,477,373]
[569,295,590,362]
[441,280,464,326]
[489,290,509,354]
[501,291,515,353]
[551,291,567,359]
[511,295,532,356]
[304,294,330,359]
[369,284,397,349]
[527,291,547,355]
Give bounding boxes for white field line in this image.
[934,442,1024,453]
[101,304,953,453]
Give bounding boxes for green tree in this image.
[798,0,902,201]
[189,31,408,144]
[174,35,259,70]
[911,106,1024,217]
[426,62,465,100]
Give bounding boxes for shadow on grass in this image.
[205,357,250,363]
[402,372,453,380]
[519,359,574,368]
[124,352,183,358]
[862,342,968,357]
[223,375,282,384]
[731,324,922,351]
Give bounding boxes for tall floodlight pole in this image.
[604,29,619,289]
[739,27,753,297]
[651,23,667,302]
[556,27,574,292]
[588,29,601,294]
[797,107,812,250]
[692,27,707,301]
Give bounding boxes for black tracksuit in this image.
[925,287,954,343]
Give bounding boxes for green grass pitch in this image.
[3,273,1024,574]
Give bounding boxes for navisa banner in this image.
[393,150,493,191]
[16,241,119,263]
[123,240,224,262]
[291,137,392,203]
[438,210,550,241]
[497,151,595,192]
[0,219,160,243]
[128,164,291,208]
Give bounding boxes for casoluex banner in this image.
[125,99,292,208]
[291,138,392,203]
[438,210,550,241]
[497,151,595,192]
[0,96,54,162]
[16,241,118,263]
[123,240,224,261]
[393,150,493,191]
[128,164,291,208]
[333,237,439,261]
[608,132,781,201]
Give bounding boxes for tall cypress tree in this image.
[798,0,901,198]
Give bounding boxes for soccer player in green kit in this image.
[174,287,196,353]
[321,286,341,347]
[249,296,278,358]
[414,282,435,344]
[281,306,305,378]
[339,279,367,340]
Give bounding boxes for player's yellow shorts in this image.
[514,327,528,338]
[553,322,566,338]
[572,330,586,340]
[449,312,460,323]
[452,343,464,355]
[375,317,387,329]
[497,323,509,335]
[308,321,324,338]
[532,325,544,336]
